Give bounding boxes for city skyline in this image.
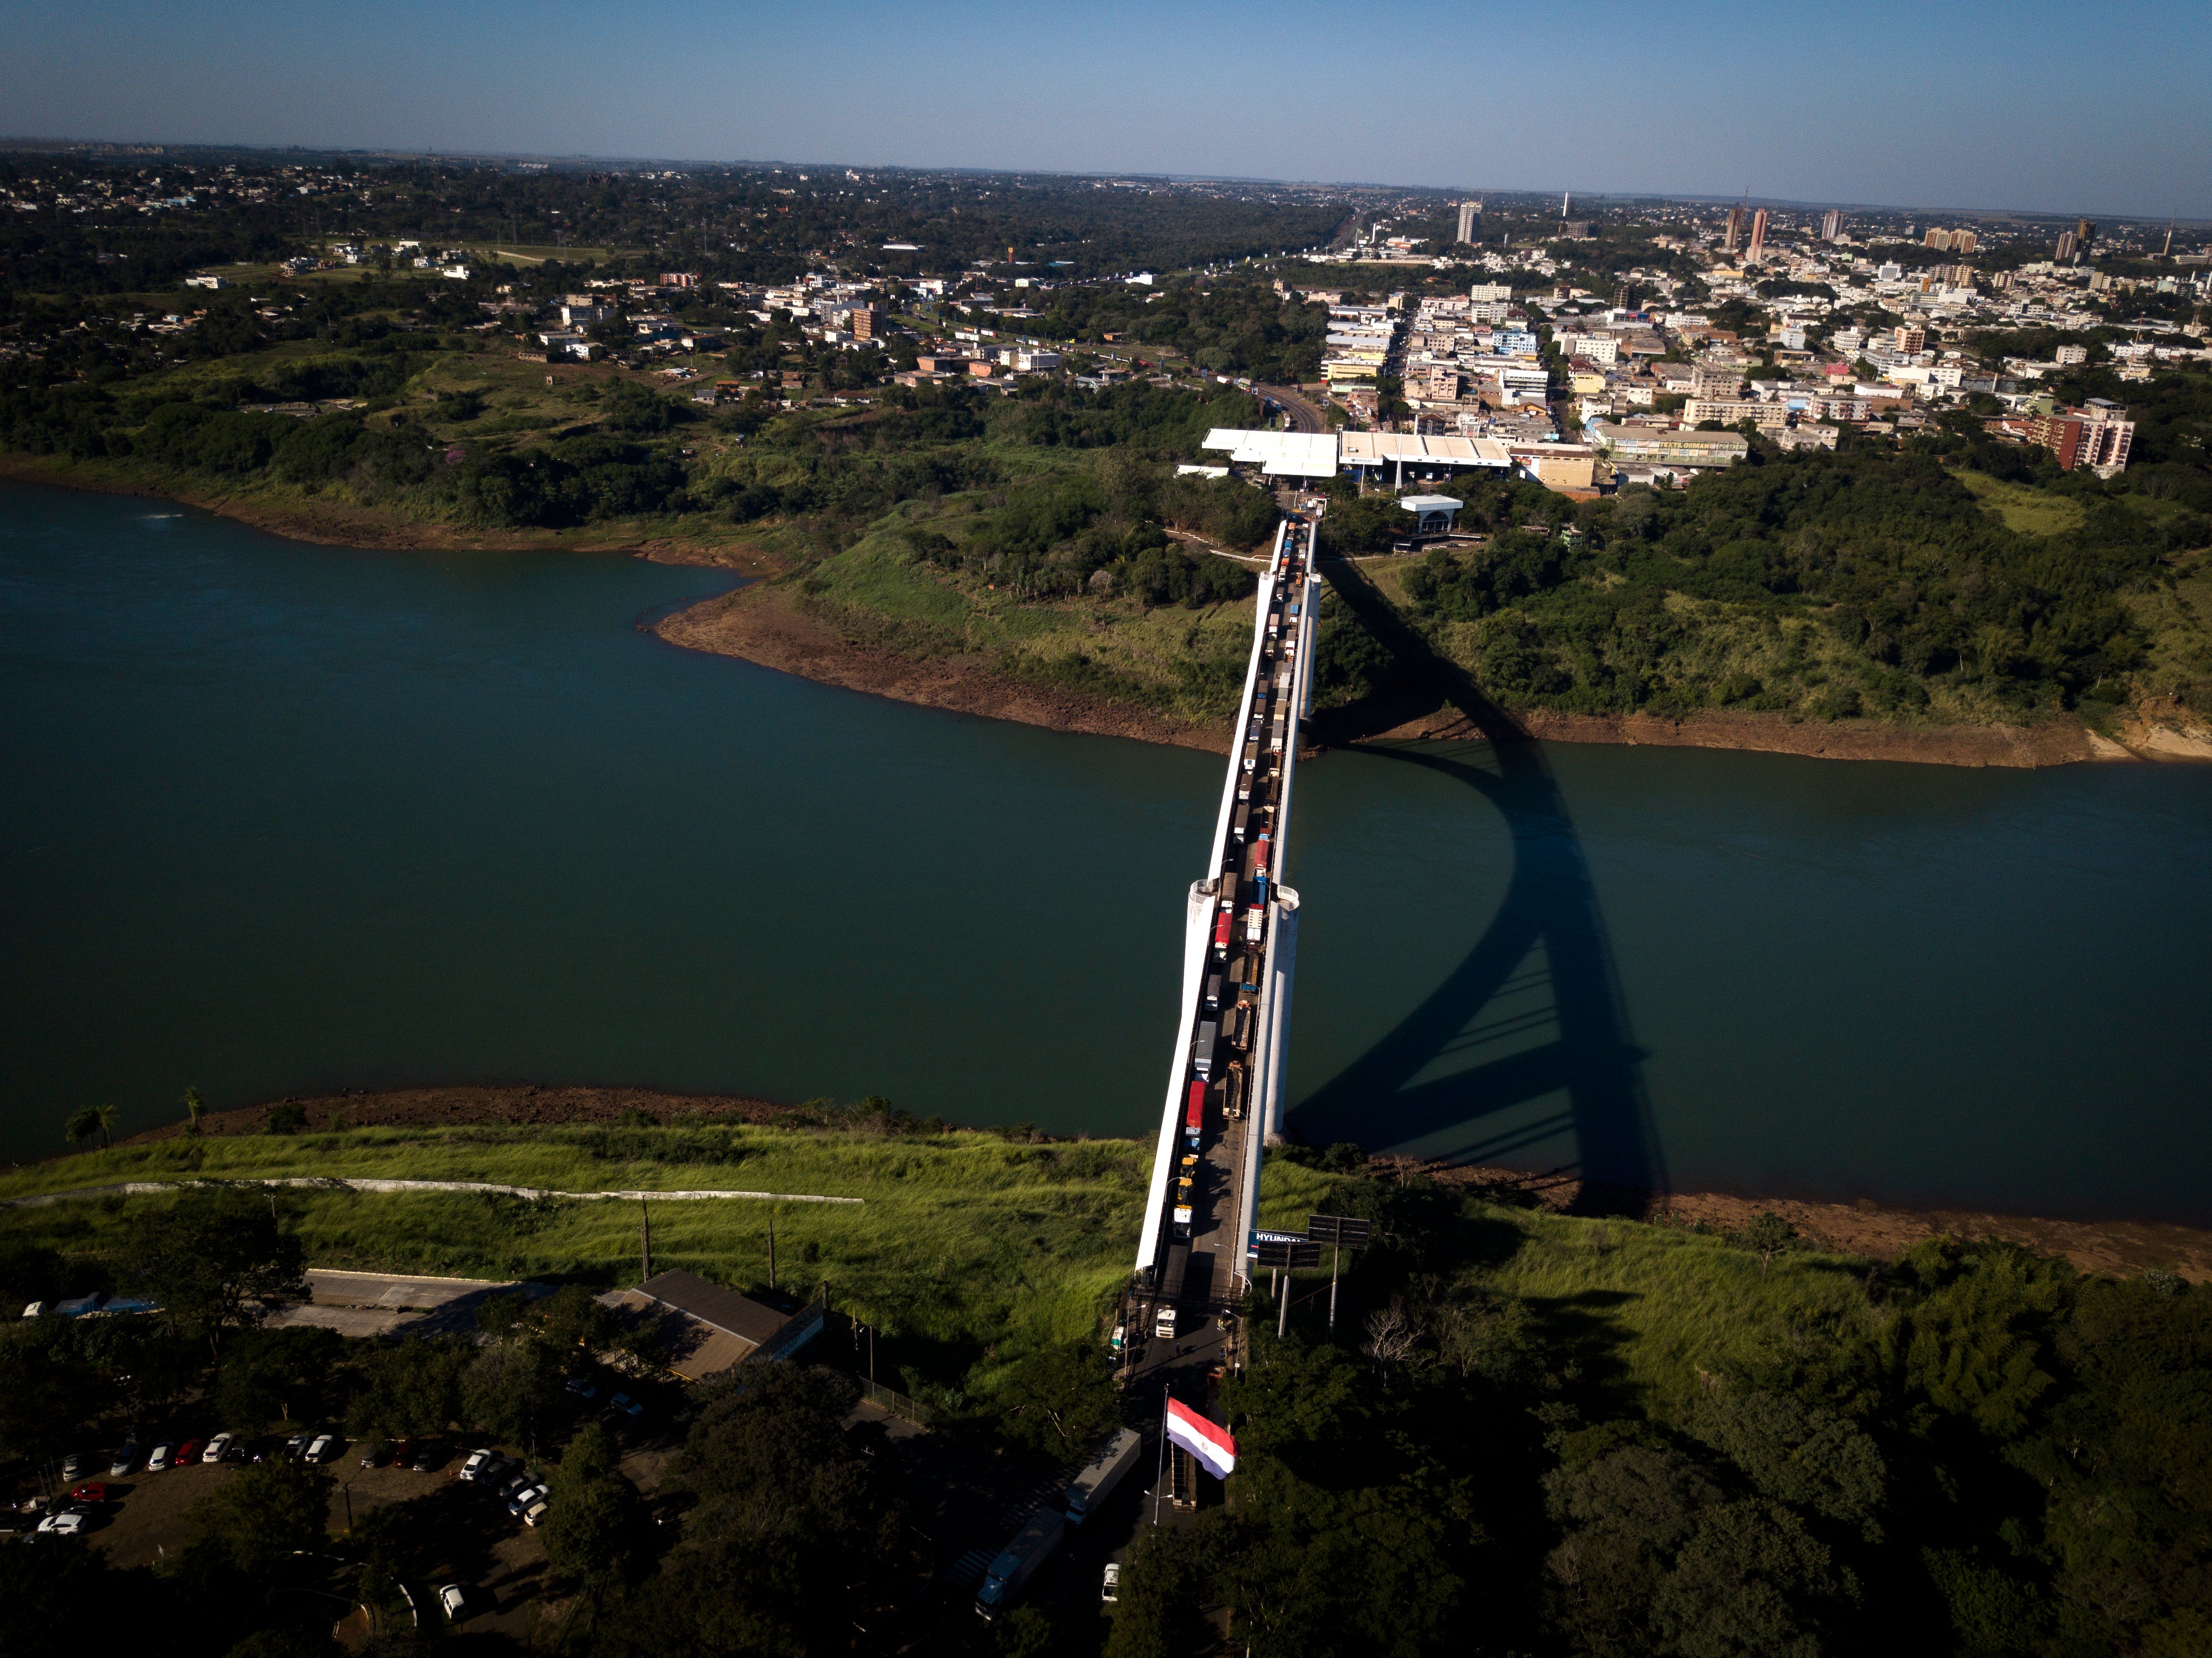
[3,0,2208,221]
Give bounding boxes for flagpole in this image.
[1153,1389,1170,1526]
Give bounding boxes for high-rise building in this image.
[1820,209,1844,242]
[2077,218,2096,247]
[1953,228,1978,255]
[1456,200,1480,244]
[1896,325,1928,355]
[1747,208,1769,262]
[1723,206,1744,253]
[2056,229,2079,262]
[1925,227,1954,250]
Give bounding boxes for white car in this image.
[202,1433,233,1464]
[457,1448,495,1482]
[506,1482,549,1517]
[437,1583,468,1621]
[146,1442,176,1472]
[521,1499,550,1528]
[36,1512,89,1538]
[304,1434,336,1464]
[110,1445,139,1478]
[1102,1562,1122,1603]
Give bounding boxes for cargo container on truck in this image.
[1192,1021,1218,1078]
[976,1507,1066,1618]
[1184,1079,1205,1147]
[1066,1430,1145,1526]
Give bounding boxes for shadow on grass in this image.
[1294,556,1663,1213]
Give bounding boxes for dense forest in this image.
[1021,275,1329,383]
[0,154,1356,290]
[1313,406,2211,729]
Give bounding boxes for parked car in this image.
[457,1448,495,1483]
[389,1438,416,1468]
[408,1442,441,1474]
[222,1439,249,1463]
[507,1483,549,1518]
[564,1377,598,1401]
[498,1470,536,1502]
[35,1512,89,1538]
[304,1435,336,1464]
[202,1434,233,1464]
[1102,1562,1122,1603]
[174,1440,204,1467]
[521,1498,550,1528]
[109,1445,139,1478]
[437,1583,468,1622]
[67,1483,109,1505]
[608,1393,644,1419]
[59,1454,85,1482]
[283,1432,311,1462]
[146,1443,176,1472]
[359,1441,388,1469]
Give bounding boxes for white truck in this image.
[1065,1429,1144,1527]
[976,1507,1066,1618]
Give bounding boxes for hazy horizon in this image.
[4,0,2206,220]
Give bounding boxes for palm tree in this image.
[182,1086,206,1138]
[94,1103,117,1150]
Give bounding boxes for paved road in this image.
[1256,382,1325,433]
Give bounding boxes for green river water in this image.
[5,482,2209,1220]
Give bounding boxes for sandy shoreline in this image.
[656,576,2151,769]
[49,1086,2208,1283]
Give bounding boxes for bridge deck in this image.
[1131,512,1322,1325]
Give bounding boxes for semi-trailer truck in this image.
[975,1507,1066,1618]
[1066,1430,1145,1526]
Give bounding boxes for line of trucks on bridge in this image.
[975,1426,1146,1618]
[1170,567,1307,1258]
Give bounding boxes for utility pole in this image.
[639,1198,652,1283]
[767,1211,776,1293]
[1328,1239,1341,1337]
[1277,1272,1291,1339]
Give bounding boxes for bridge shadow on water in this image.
[1293,557,1665,1211]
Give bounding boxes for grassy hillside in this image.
[12,1121,1885,1420]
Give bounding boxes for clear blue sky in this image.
[6,0,2205,219]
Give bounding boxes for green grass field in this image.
[1953,468,2089,536]
[7,1123,1881,1421]
[797,517,1261,724]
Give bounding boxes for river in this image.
[5,482,2209,1220]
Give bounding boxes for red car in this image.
[175,1440,204,1466]
[68,1482,109,1505]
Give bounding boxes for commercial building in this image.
[1591,422,1749,468]
[1723,206,1744,254]
[1820,209,1844,243]
[1456,201,1481,244]
[1747,208,1769,262]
